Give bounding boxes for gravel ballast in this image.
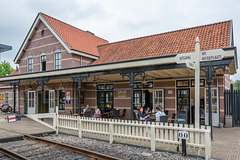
[45,134,202,160]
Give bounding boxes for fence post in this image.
[151,125,156,151]
[78,116,82,138]
[56,106,59,135]
[205,127,211,159]
[109,122,113,144]
[53,113,56,130]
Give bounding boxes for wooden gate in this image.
[224,84,240,127]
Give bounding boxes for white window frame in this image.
[153,89,164,111]
[54,52,61,70]
[28,57,33,73]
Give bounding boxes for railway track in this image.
[0,134,121,160]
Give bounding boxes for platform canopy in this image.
[0,44,12,53]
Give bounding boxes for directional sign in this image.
[201,49,226,61]
[174,48,226,64]
[174,52,194,64]
[186,60,195,69]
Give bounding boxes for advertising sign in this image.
[117,90,127,97]
[0,94,3,100]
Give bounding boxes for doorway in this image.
[153,89,164,111]
[27,91,36,114]
[97,91,113,112]
[37,91,49,113]
[24,91,28,114]
[205,88,219,126]
[177,89,190,124]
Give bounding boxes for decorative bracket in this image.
[200,65,227,84]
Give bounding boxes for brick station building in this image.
[0,13,237,126]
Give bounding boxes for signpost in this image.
[178,131,189,156]
[174,37,226,131]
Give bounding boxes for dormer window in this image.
[41,55,46,71]
[55,52,61,69]
[28,58,33,73]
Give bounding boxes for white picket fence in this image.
[54,108,211,159]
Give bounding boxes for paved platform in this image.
[0,112,53,139]
[212,127,240,160]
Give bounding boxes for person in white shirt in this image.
[155,106,166,122]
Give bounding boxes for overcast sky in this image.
[0,0,239,80]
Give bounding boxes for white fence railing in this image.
[55,107,211,159]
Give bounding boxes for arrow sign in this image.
[174,52,194,64]
[201,49,226,61]
[186,60,195,69]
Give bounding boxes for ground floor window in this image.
[5,93,8,105]
[133,90,142,110]
[59,90,65,110]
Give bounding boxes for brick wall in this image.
[18,21,93,74]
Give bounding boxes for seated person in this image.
[155,106,166,122]
[93,106,101,118]
[84,104,92,113]
[144,106,151,115]
[105,104,111,112]
[138,107,152,122]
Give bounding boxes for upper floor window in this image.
[55,52,61,69]
[41,55,46,71]
[28,58,33,73]
[5,93,8,105]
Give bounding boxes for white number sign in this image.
[178,131,189,139]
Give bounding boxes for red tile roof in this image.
[93,20,231,64]
[40,13,108,57]
[10,70,19,75]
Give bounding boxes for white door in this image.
[205,88,219,126]
[27,91,36,114]
[49,90,55,113]
[153,89,164,111]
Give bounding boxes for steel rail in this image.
[23,134,121,160]
[0,145,29,160]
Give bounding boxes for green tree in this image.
[0,60,15,76]
[233,80,240,90]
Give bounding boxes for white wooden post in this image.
[53,113,56,130]
[109,122,113,144]
[151,125,156,151]
[56,106,59,135]
[205,129,211,159]
[78,116,82,138]
[195,37,200,128]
